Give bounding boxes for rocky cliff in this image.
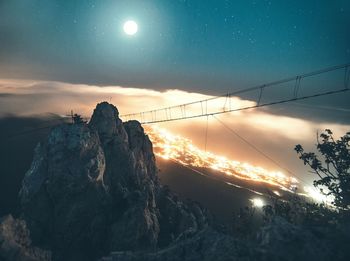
[16,102,208,261]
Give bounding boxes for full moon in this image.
[123,20,138,36]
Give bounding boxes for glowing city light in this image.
[145,126,299,191]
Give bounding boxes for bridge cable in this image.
[212,114,295,176]
[204,115,209,152]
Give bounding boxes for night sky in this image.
[1,0,349,92]
[0,0,350,206]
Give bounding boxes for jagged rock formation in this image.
[0,215,51,261]
[17,102,208,261]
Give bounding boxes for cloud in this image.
[0,78,349,186]
[1,78,349,139]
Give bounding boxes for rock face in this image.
[18,102,208,261]
[20,123,109,260]
[0,215,51,261]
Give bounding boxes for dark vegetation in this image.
[295,129,350,209]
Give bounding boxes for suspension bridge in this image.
[120,63,350,124]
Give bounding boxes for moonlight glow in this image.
[123,20,138,35]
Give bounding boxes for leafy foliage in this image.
[295,129,350,209]
[72,113,86,124]
[262,194,336,227]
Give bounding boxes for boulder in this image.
[0,215,51,261]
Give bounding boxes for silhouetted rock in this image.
[89,102,128,144]
[0,215,51,261]
[18,102,208,260]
